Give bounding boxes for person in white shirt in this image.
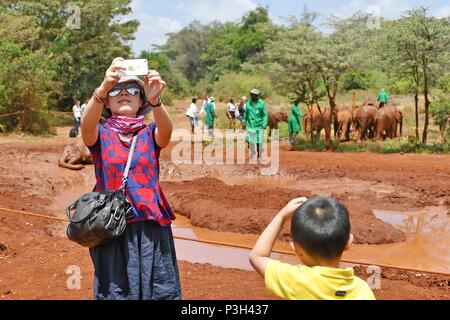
[226,98,238,131]
[72,100,82,135]
[186,97,199,134]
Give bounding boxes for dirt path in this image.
[0,127,449,300]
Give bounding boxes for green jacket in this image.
[377,91,389,105]
[288,105,304,133]
[205,102,215,127]
[243,98,268,144]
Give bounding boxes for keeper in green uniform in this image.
[377,89,389,108]
[205,96,216,137]
[243,89,268,160]
[288,100,304,145]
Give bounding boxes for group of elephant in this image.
[334,99,403,142]
[268,99,403,142]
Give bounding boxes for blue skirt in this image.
[89,221,182,300]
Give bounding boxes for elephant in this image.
[374,106,398,141]
[333,104,349,133]
[387,103,403,137]
[335,108,353,142]
[267,109,288,137]
[353,105,378,141]
[304,107,331,143]
[362,98,378,108]
[58,139,93,170]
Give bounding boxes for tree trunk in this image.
[326,98,335,150]
[422,68,430,144]
[322,75,337,151]
[412,67,421,142]
[414,90,419,141]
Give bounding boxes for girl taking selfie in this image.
[80,57,181,300]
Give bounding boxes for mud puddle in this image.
[47,175,96,237]
[173,215,298,271]
[174,209,449,274]
[346,207,450,273]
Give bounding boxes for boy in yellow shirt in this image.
[249,197,375,300]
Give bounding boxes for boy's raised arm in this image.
[249,198,307,277]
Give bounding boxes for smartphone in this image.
[116,59,148,76]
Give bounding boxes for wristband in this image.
[93,88,106,104]
[149,96,162,108]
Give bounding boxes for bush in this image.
[430,96,450,128]
[436,75,450,92]
[430,96,450,142]
[161,89,175,106]
[49,112,73,127]
[387,77,416,95]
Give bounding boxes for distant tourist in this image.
[226,98,238,131]
[72,100,82,135]
[186,97,199,134]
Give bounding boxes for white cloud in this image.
[175,0,258,23]
[126,0,183,55]
[130,14,182,55]
[434,6,450,18]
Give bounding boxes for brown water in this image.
[173,207,450,273]
[173,215,299,271]
[346,207,450,273]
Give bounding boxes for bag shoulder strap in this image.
[120,135,138,191]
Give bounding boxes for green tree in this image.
[0,10,58,134]
[158,20,210,83]
[2,0,138,108]
[379,7,450,143]
[266,19,325,108]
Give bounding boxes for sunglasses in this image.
[108,86,142,97]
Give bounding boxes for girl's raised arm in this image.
[81,57,125,146]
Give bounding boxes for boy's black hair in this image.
[192,97,198,103]
[291,197,350,260]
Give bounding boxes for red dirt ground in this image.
[0,130,448,300]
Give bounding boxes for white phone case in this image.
[117,59,148,76]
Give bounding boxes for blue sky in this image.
[126,0,450,55]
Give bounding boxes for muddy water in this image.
[173,215,299,271]
[345,207,450,273]
[174,209,450,273]
[48,175,96,238]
